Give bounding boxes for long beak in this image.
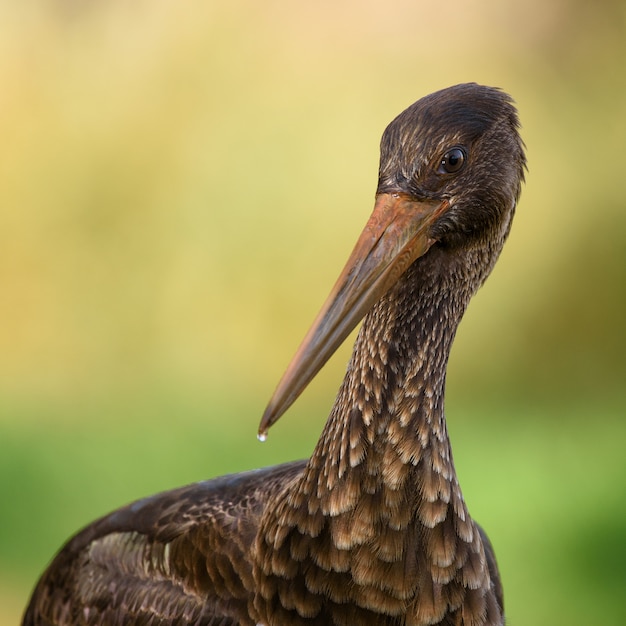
[259,192,449,437]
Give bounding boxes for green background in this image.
[1,1,625,624]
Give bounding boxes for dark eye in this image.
[438,147,466,174]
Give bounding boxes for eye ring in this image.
[438,147,467,174]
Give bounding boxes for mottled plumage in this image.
[24,83,526,626]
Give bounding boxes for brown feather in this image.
[23,83,525,626]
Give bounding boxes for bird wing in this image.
[23,460,306,626]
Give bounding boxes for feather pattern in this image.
[23,83,526,626]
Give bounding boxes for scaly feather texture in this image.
[23,83,526,626]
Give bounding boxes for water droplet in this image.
[257,431,267,443]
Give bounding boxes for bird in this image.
[23,83,526,626]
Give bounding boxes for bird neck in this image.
[306,248,477,517]
[254,248,500,624]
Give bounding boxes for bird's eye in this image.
[438,147,466,174]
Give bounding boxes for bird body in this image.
[24,83,526,626]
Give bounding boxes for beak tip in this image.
[258,405,276,438]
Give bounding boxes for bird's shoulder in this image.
[24,460,306,626]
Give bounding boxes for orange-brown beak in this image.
[259,192,449,437]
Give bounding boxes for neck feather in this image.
[254,246,502,625]
[308,247,478,510]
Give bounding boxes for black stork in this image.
[23,83,526,626]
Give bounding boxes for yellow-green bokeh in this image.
[1,1,625,624]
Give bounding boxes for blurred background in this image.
[1,0,625,624]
